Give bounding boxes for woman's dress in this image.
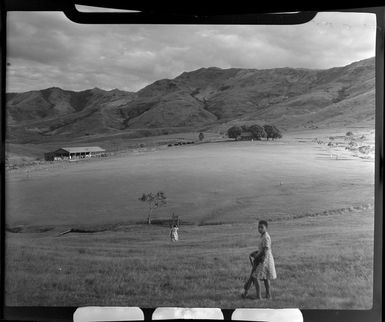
[252,232,277,280]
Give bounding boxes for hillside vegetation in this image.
[6,57,375,145]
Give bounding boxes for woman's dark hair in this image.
[258,220,268,228]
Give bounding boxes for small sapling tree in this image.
[138,191,167,224]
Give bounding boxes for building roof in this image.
[57,147,105,153]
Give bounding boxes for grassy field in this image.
[4,129,375,308]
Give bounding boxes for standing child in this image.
[242,220,276,299]
[170,224,179,242]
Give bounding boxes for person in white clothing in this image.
[170,224,179,242]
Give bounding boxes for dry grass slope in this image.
[5,210,373,308]
[5,133,375,308]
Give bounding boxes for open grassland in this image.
[5,210,373,308]
[6,129,374,229]
[5,129,375,308]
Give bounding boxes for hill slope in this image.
[6,57,375,144]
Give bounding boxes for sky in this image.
[6,10,376,93]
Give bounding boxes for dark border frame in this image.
[0,1,383,321]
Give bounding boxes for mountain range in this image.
[6,57,375,144]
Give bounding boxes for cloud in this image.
[6,11,376,92]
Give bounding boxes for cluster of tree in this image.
[227,124,282,141]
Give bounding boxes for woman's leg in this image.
[263,279,271,299]
[253,278,262,299]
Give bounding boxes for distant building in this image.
[44,147,106,161]
[239,131,254,141]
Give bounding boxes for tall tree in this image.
[248,124,267,140]
[227,125,242,140]
[263,125,282,140]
